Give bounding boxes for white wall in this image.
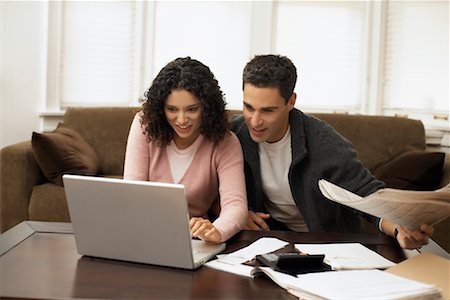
[1,1,48,148]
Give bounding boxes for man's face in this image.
[242,84,295,143]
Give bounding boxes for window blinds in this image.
[59,1,138,106]
[274,1,366,111]
[383,1,449,113]
[152,1,251,109]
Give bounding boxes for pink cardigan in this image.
[123,114,247,242]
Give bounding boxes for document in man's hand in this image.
[318,179,450,230]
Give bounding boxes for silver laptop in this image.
[63,174,225,269]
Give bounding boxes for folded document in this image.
[319,179,450,230]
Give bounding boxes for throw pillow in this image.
[373,150,445,191]
[32,123,101,186]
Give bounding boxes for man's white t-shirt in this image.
[259,126,308,232]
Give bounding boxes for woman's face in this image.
[164,89,203,149]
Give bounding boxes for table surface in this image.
[0,221,404,300]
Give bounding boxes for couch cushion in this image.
[63,107,138,176]
[312,114,426,171]
[28,183,70,222]
[373,150,445,191]
[31,123,101,186]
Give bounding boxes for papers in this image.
[206,238,443,299]
[386,253,450,300]
[319,179,450,230]
[205,260,255,277]
[286,269,442,300]
[295,243,396,270]
[219,237,289,264]
[402,238,450,260]
[205,237,289,278]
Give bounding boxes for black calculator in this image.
[256,252,331,275]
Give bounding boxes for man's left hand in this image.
[395,223,434,250]
[381,220,434,250]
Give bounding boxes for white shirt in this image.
[259,126,308,232]
[166,135,203,183]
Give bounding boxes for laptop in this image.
[62,174,225,269]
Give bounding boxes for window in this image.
[274,1,367,112]
[49,1,251,109]
[382,1,449,129]
[46,0,449,144]
[151,1,251,109]
[57,1,140,107]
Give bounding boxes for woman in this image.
[124,57,247,243]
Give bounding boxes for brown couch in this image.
[1,107,449,250]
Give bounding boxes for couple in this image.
[124,55,433,250]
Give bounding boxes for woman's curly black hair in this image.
[140,57,229,145]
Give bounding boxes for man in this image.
[231,54,433,250]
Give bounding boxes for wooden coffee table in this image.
[0,221,403,299]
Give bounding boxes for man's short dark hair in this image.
[242,54,297,103]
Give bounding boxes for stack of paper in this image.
[295,243,395,270]
[283,269,442,300]
[206,238,444,299]
[386,252,449,300]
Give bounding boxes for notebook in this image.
[62,174,225,269]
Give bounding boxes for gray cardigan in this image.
[231,109,384,233]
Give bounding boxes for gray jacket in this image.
[231,108,384,233]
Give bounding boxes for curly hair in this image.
[242,54,297,103]
[140,57,229,145]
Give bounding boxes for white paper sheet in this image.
[219,237,289,264]
[295,243,396,270]
[318,179,450,230]
[286,269,441,300]
[204,237,289,277]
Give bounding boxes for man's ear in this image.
[287,93,296,110]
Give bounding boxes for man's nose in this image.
[251,111,262,127]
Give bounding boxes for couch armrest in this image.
[0,141,46,232]
[440,153,450,188]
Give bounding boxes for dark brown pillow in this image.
[373,150,445,191]
[31,123,100,186]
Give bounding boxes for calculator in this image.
[256,252,331,275]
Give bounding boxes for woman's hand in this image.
[189,217,222,243]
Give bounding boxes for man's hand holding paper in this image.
[318,179,449,250]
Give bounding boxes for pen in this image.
[395,227,423,254]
